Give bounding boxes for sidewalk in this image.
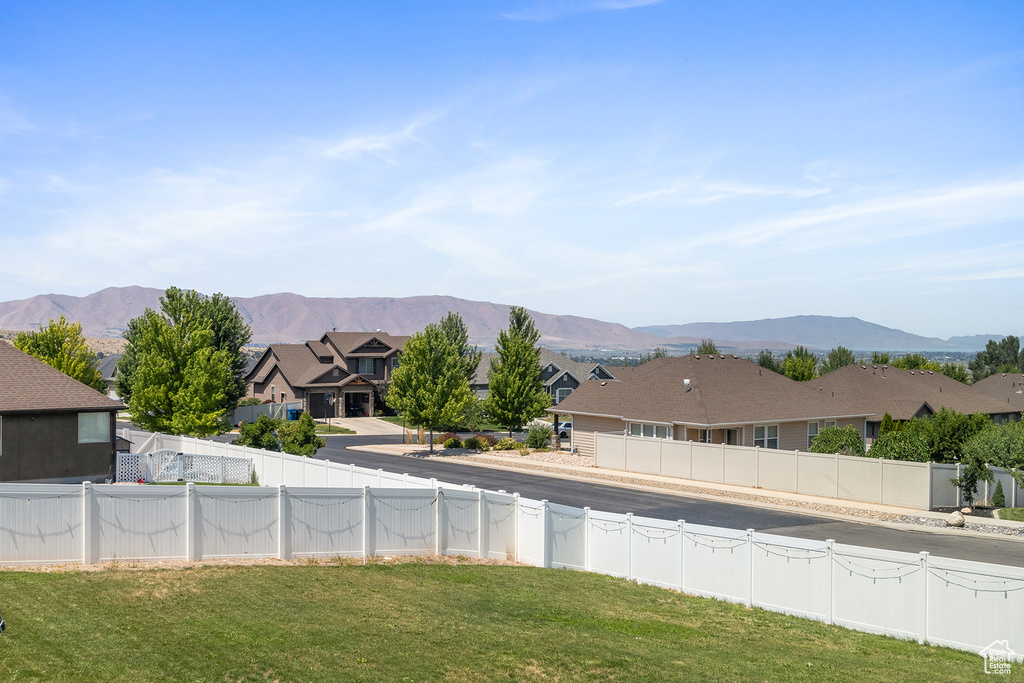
[349,443,1024,540]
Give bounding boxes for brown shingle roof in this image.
[551,355,868,426]
[0,342,124,414]
[322,332,408,357]
[964,372,1024,412]
[811,364,1019,421]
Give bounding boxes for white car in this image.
[557,422,572,439]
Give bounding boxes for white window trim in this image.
[628,422,668,439]
[807,422,819,450]
[359,358,376,374]
[754,424,779,449]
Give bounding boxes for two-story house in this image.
[244,331,408,418]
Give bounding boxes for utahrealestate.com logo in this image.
[981,640,1016,675]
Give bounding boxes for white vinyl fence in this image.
[0,429,1021,661]
[594,433,1024,510]
[116,449,254,484]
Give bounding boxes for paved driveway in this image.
[325,417,406,436]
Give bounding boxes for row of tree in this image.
[387,307,550,450]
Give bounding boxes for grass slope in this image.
[0,561,997,682]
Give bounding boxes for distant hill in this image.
[635,316,1004,352]
[0,288,1002,353]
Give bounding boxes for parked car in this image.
[557,422,572,439]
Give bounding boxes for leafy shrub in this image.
[494,437,520,451]
[866,431,930,462]
[235,414,281,452]
[278,413,326,457]
[992,480,1006,508]
[463,436,486,450]
[519,447,531,456]
[443,437,463,449]
[436,432,457,446]
[809,425,865,457]
[526,423,553,449]
[237,397,262,407]
[475,433,498,447]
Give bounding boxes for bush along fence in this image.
[593,433,1024,510]
[0,429,1020,661]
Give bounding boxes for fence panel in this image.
[838,455,882,503]
[194,487,280,559]
[750,533,830,621]
[930,463,959,508]
[0,484,82,565]
[516,497,547,567]
[660,440,692,479]
[586,510,630,578]
[925,555,1024,655]
[287,487,364,558]
[439,489,480,557]
[723,446,757,487]
[93,485,187,562]
[594,433,626,470]
[881,460,930,509]
[797,452,836,498]
[832,544,926,641]
[690,443,725,483]
[548,502,586,570]
[366,489,437,556]
[624,437,660,475]
[482,492,517,560]
[757,449,798,493]
[681,523,749,604]
[630,516,682,590]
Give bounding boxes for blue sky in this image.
[1,1,1022,338]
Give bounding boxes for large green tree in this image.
[755,349,782,374]
[782,346,818,382]
[819,346,855,375]
[969,336,1022,381]
[386,323,472,451]
[484,307,551,438]
[14,315,105,392]
[438,311,482,385]
[940,362,972,384]
[891,353,941,372]
[694,338,718,355]
[119,288,251,436]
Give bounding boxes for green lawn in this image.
[313,424,356,435]
[0,560,995,682]
[997,507,1024,522]
[378,416,507,433]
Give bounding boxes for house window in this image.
[807,422,819,450]
[359,358,376,374]
[754,425,779,449]
[628,423,667,439]
[271,385,276,402]
[824,420,836,429]
[698,429,711,443]
[555,387,573,404]
[392,355,400,369]
[78,413,110,444]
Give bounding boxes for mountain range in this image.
[0,287,1004,353]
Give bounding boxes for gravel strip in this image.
[377,445,1024,538]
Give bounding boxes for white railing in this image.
[1,431,1021,662]
[116,449,254,484]
[593,433,1024,510]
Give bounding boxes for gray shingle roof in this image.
[550,355,869,427]
[811,364,1019,421]
[973,372,1024,411]
[0,342,124,414]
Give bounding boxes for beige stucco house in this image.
[549,354,871,458]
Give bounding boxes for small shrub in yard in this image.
[463,436,486,450]
[494,437,519,451]
[993,480,1006,508]
[810,425,865,457]
[443,437,463,449]
[436,432,457,446]
[476,433,498,447]
[519,447,531,456]
[526,423,553,449]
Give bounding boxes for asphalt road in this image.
[317,434,1024,568]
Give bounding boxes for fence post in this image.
[404,473,410,488]
[919,551,930,645]
[834,453,840,499]
[477,489,484,559]
[278,485,289,560]
[435,486,442,556]
[721,442,726,483]
[678,519,685,593]
[178,452,184,482]
[625,513,633,581]
[513,492,521,563]
[583,507,591,572]
[541,499,550,568]
[324,458,330,486]
[350,463,356,487]
[220,455,226,484]
[826,539,835,625]
[378,469,383,487]
[82,482,93,565]
[746,528,755,608]
[878,456,884,504]
[362,486,370,565]
[754,446,760,489]
[926,461,933,511]
[186,482,196,562]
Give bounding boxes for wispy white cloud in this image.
[612,179,830,207]
[322,116,433,162]
[503,0,664,22]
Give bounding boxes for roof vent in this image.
[684,378,691,386]
[600,381,607,386]
[719,355,725,359]
[694,355,700,360]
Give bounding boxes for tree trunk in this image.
[429,428,434,453]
